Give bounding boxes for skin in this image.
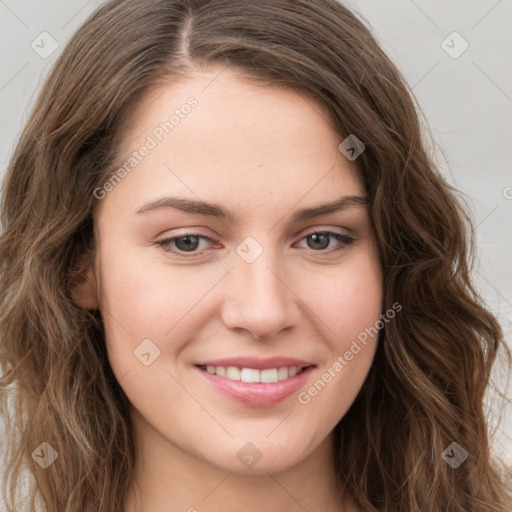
[74,64,383,512]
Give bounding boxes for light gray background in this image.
[1,0,511,505]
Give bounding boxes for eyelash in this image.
[154,231,355,258]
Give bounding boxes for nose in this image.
[220,250,301,340]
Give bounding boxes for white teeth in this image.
[225,366,240,380]
[278,367,289,381]
[240,368,260,383]
[203,365,302,382]
[261,368,279,383]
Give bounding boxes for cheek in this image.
[303,245,383,348]
[98,241,213,335]
[96,248,221,413]
[96,245,180,365]
[96,239,230,389]
[294,245,382,412]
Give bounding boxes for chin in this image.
[199,435,321,475]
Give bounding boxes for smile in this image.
[194,358,316,407]
[197,365,304,383]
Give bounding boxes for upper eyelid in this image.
[158,224,352,239]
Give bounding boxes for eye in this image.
[155,234,215,257]
[294,231,355,254]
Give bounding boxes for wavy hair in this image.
[1,1,511,510]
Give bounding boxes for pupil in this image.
[176,235,199,251]
[308,233,329,250]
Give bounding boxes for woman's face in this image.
[81,65,383,475]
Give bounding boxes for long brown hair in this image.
[1,1,510,510]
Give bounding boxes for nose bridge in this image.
[221,241,299,338]
[242,255,284,303]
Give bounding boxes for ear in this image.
[69,252,99,310]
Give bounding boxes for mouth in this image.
[194,358,316,407]
[196,364,310,383]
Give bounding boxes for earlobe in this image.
[69,257,99,310]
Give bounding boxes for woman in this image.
[1,1,510,511]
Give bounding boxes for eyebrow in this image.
[134,195,367,222]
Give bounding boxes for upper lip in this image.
[195,357,315,370]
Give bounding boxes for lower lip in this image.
[195,366,315,407]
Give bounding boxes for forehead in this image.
[98,65,364,218]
